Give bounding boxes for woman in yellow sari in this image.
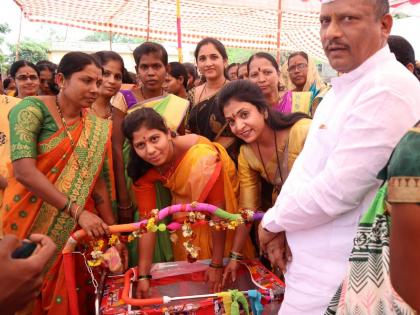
[280,51,328,116]
[218,80,311,283]
[123,107,254,297]
[2,52,117,314]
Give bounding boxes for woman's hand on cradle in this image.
[136,279,151,299]
[222,259,240,288]
[78,211,110,238]
[205,266,223,293]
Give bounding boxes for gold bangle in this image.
[65,200,73,215]
[73,205,82,221]
[59,197,70,212]
[229,252,244,261]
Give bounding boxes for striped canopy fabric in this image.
[13,0,420,62]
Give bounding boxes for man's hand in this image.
[258,222,279,253]
[0,234,56,315]
[266,232,292,273]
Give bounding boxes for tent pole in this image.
[276,0,283,65]
[109,30,113,50]
[16,9,23,61]
[147,0,151,41]
[176,0,183,62]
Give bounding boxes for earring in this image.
[264,111,268,119]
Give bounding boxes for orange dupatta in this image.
[166,141,255,260]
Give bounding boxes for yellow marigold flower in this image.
[108,234,119,246]
[87,259,103,267]
[146,218,157,232]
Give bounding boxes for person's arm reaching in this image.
[0,234,56,315]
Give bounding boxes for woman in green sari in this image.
[2,52,116,314]
[325,122,420,314]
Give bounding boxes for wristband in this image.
[209,262,223,269]
[229,251,244,261]
[138,274,152,281]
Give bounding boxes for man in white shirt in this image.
[258,0,420,314]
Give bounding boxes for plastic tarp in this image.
[13,0,420,62]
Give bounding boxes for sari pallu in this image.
[134,139,255,261]
[2,112,112,315]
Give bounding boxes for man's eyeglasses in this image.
[15,75,39,82]
[288,63,308,73]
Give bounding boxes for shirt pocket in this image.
[306,126,338,171]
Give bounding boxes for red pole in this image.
[176,0,183,62]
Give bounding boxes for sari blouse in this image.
[9,97,60,160]
[386,125,420,204]
[238,118,311,211]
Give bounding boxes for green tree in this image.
[83,31,143,44]
[226,48,257,63]
[0,23,10,45]
[8,39,49,64]
[227,48,289,65]
[0,23,11,74]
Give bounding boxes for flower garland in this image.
[86,205,256,268]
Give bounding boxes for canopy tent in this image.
[13,0,420,63]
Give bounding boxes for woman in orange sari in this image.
[123,107,254,298]
[2,52,116,314]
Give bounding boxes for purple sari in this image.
[274,91,293,114]
[119,90,138,110]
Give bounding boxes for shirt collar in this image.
[331,45,392,89]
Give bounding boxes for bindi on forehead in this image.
[227,107,246,120]
[17,68,37,75]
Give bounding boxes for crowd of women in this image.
[0,33,418,314]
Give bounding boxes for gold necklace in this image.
[55,96,81,148]
[256,130,284,191]
[156,141,177,181]
[198,79,227,103]
[55,96,90,178]
[91,102,113,120]
[140,86,163,100]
